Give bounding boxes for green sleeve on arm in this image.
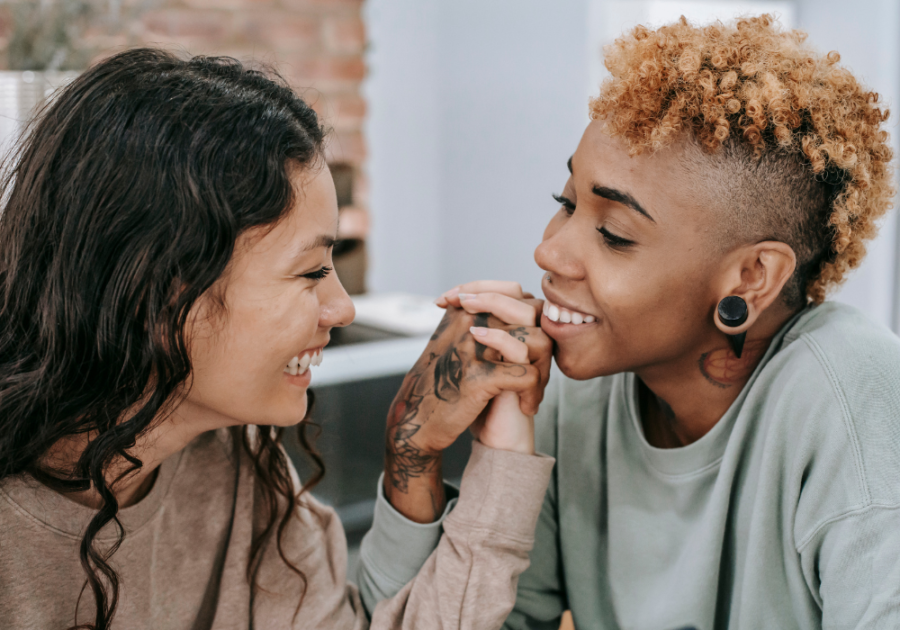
[355,474,458,616]
[804,505,900,628]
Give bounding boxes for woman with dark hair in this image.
[0,48,555,629]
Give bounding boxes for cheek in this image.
[554,252,712,377]
[185,289,320,424]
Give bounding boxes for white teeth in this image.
[284,355,300,376]
[543,299,595,326]
[547,304,560,322]
[286,350,324,376]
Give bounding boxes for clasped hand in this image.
[382,281,551,522]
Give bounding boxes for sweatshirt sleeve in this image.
[368,440,555,629]
[804,505,900,628]
[356,474,459,610]
[249,440,553,630]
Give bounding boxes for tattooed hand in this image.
[384,281,551,523]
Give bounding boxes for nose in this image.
[318,271,355,329]
[534,219,585,281]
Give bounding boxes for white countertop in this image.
[313,334,430,387]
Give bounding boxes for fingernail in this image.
[458,293,475,301]
[434,296,447,306]
[469,326,489,337]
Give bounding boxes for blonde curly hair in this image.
[591,14,894,304]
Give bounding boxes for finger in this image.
[439,280,525,307]
[513,328,553,392]
[457,292,538,326]
[473,362,541,402]
[493,363,543,416]
[495,328,551,413]
[470,327,529,364]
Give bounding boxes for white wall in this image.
[363,0,442,296]
[365,0,588,297]
[365,0,900,331]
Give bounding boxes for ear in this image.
[714,240,796,334]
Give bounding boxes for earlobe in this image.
[715,296,749,358]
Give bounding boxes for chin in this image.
[553,345,619,381]
[256,393,310,428]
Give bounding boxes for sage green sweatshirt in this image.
[358,302,900,629]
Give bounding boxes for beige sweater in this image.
[0,429,553,629]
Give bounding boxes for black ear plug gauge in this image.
[717,296,748,358]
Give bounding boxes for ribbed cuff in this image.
[446,440,556,541]
[358,473,459,589]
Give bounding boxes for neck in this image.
[41,397,227,509]
[637,304,799,448]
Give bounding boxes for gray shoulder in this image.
[772,302,900,504]
[779,302,900,411]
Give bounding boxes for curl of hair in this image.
[591,14,894,303]
[0,49,326,630]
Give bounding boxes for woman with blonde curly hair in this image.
[355,14,900,629]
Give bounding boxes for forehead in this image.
[573,120,712,225]
[237,164,339,261]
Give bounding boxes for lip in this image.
[284,368,312,388]
[298,344,326,357]
[541,285,597,320]
[283,338,330,387]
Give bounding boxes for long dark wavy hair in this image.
[0,48,327,629]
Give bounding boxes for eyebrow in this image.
[568,154,655,223]
[299,234,337,253]
[592,186,655,223]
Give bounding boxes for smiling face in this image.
[535,120,735,381]
[182,163,354,428]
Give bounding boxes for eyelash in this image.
[552,193,575,216]
[597,227,635,248]
[554,193,636,248]
[300,266,332,281]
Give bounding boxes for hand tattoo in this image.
[385,371,440,493]
[386,341,467,493]
[433,347,463,402]
[508,327,529,342]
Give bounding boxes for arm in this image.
[370,441,555,629]
[805,506,900,628]
[383,281,551,525]
[358,368,567,630]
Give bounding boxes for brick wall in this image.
[0,0,369,291]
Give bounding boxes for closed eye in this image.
[597,227,635,248]
[300,266,332,281]
[552,193,575,216]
